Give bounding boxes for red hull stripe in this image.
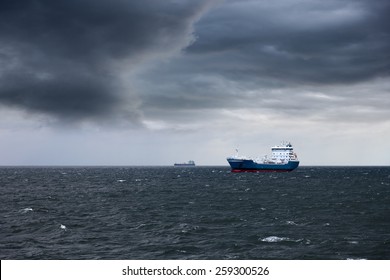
[231,169,292,173]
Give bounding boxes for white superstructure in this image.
[270,142,298,163]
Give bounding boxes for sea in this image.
[0,166,389,260]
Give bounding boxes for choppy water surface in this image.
[0,166,389,259]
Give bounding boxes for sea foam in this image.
[260,236,302,243]
[19,207,33,213]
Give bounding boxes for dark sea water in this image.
[0,166,389,260]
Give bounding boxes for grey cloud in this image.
[0,0,212,122]
[132,0,390,126]
[0,66,120,121]
[188,0,390,84]
[1,0,389,128]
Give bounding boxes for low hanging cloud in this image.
[0,0,214,122]
[133,0,390,127]
[0,0,389,127]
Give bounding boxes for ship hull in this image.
[227,158,299,172]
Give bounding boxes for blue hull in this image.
[227,159,299,172]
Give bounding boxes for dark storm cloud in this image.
[188,0,390,84]
[134,0,390,124]
[0,0,211,121]
[1,0,389,126]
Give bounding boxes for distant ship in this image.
[227,142,299,172]
[174,160,196,167]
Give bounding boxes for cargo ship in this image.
[174,160,196,167]
[227,142,299,172]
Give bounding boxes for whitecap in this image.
[179,223,199,233]
[117,179,126,182]
[286,220,298,226]
[60,224,67,230]
[135,223,146,229]
[260,236,302,243]
[177,250,187,253]
[19,207,33,213]
[260,236,288,243]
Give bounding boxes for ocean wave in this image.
[19,207,33,213]
[286,220,298,226]
[260,236,303,243]
[134,223,147,229]
[1,166,388,259]
[178,223,200,233]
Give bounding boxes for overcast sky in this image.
[0,0,389,166]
